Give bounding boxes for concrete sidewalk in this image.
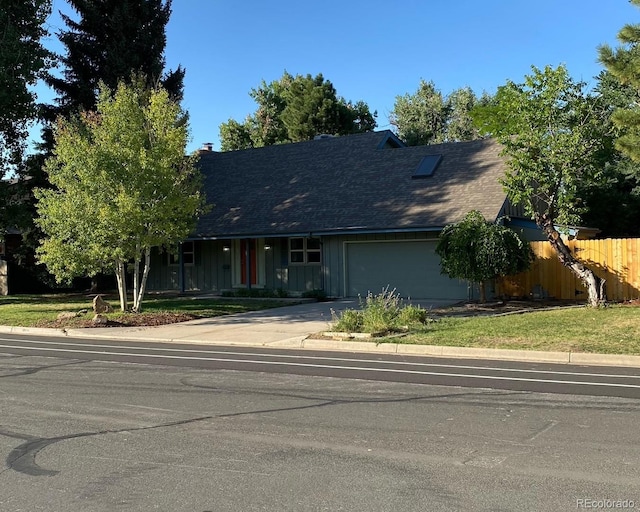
[1,299,358,346]
[2,299,640,368]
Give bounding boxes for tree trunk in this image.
[478,281,487,303]
[537,215,605,307]
[132,248,151,313]
[132,247,140,312]
[114,260,128,312]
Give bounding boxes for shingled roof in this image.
[193,130,509,238]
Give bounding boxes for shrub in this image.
[302,289,328,301]
[332,308,364,332]
[359,287,402,333]
[331,287,431,334]
[397,304,428,326]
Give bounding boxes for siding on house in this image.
[148,240,233,292]
[147,238,322,294]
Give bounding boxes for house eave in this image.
[187,225,445,241]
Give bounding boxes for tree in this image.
[578,71,640,237]
[35,81,206,312]
[472,65,607,307]
[436,211,534,302]
[219,72,377,150]
[17,0,184,290]
[44,0,184,124]
[389,80,486,146]
[0,0,53,233]
[599,0,640,163]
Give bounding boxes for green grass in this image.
[391,305,640,355]
[0,293,297,327]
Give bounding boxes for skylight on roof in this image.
[412,154,442,179]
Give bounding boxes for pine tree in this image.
[43,0,184,126]
[599,0,640,163]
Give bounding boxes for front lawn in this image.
[395,304,640,355]
[0,294,298,328]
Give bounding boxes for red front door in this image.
[240,239,257,285]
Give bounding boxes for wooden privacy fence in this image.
[496,238,640,302]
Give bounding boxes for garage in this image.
[345,240,470,300]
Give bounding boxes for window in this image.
[289,237,321,265]
[167,241,195,265]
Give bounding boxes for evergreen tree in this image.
[0,0,52,175]
[0,0,52,238]
[44,0,184,126]
[599,0,640,163]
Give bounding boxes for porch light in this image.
[223,245,230,252]
[264,244,272,251]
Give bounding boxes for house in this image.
[146,130,520,300]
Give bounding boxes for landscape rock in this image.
[92,295,113,314]
[92,314,108,325]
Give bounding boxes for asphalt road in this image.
[1,333,640,398]
[2,334,640,511]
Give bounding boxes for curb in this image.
[300,338,640,367]
[2,325,640,368]
[0,325,68,337]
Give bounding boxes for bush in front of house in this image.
[332,287,431,334]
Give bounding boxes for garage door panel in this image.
[346,241,468,300]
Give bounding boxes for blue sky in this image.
[38,0,639,153]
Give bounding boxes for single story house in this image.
[147,130,527,300]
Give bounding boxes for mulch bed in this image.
[36,312,200,329]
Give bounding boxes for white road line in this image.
[2,336,639,380]
[1,342,640,389]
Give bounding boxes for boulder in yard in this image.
[92,314,108,326]
[92,295,113,314]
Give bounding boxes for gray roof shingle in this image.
[194,130,508,238]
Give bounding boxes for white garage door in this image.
[345,241,469,300]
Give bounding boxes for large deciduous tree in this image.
[389,80,487,146]
[472,65,607,307]
[436,211,534,302]
[36,81,206,312]
[0,0,52,234]
[219,72,377,151]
